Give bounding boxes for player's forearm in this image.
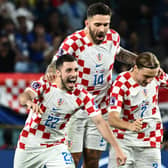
[108,112,131,130]
[19,89,36,106]
[19,92,32,106]
[45,63,56,74]
[116,47,137,66]
[92,115,122,149]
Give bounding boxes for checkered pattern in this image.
[6,79,29,113]
[18,79,100,150]
[109,71,168,148]
[52,29,120,117]
[0,74,43,114]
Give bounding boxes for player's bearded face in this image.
[89,26,106,44]
[60,75,77,91]
[59,62,78,91]
[87,15,110,44]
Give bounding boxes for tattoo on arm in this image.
[116,47,138,66]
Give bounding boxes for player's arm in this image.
[91,114,127,166]
[45,62,57,81]
[19,89,43,114]
[108,111,143,132]
[116,47,137,66]
[158,71,168,88]
[45,49,67,81]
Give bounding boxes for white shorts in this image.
[108,144,161,168]
[14,144,75,168]
[66,114,107,153]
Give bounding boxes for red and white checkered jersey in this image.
[109,71,168,148]
[17,79,100,150]
[52,29,120,117]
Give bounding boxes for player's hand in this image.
[45,72,56,82]
[45,63,57,82]
[26,100,43,114]
[128,118,143,132]
[115,148,127,166]
[158,68,164,77]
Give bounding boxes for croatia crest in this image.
[143,89,148,97]
[96,53,103,62]
[57,98,64,106]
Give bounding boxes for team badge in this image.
[143,89,148,97]
[57,98,64,106]
[96,53,103,62]
[31,81,41,90]
[58,48,64,56]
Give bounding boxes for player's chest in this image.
[77,44,116,71]
[43,89,80,117]
[126,84,158,107]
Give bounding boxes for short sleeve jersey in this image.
[109,71,168,148]
[53,29,120,116]
[17,79,100,151]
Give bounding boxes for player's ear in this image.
[134,65,139,72]
[56,69,61,77]
[85,19,88,27]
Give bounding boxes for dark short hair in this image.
[136,52,160,69]
[55,54,77,69]
[87,2,112,18]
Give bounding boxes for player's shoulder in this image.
[155,72,167,81]
[109,29,119,34]
[113,71,132,88]
[106,29,120,42]
[107,29,120,36]
[30,78,52,90]
[116,71,131,81]
[60,29,87,50]
[73,83,88,95]
[66,29,85,40]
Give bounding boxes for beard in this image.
[60,76,76,91]
[89,27,105,44]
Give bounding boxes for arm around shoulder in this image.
[19,89,35,106]
[19,89,43,114]
[116,47,137,66]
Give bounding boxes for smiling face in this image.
[132,65,160,86]
[85,14,110,44]
[57,61,78,91]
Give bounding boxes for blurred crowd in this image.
[0,0,168,74]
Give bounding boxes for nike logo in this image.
[51,108,60,112]
[96,64,103,68]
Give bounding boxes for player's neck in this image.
[84,28,95,44]
[52,78,61,89]
[130,70,138,83]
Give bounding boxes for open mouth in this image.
[68,78,76,84]
[67,78,77,89]
[96,34,105,41]
[142,82,148,86]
